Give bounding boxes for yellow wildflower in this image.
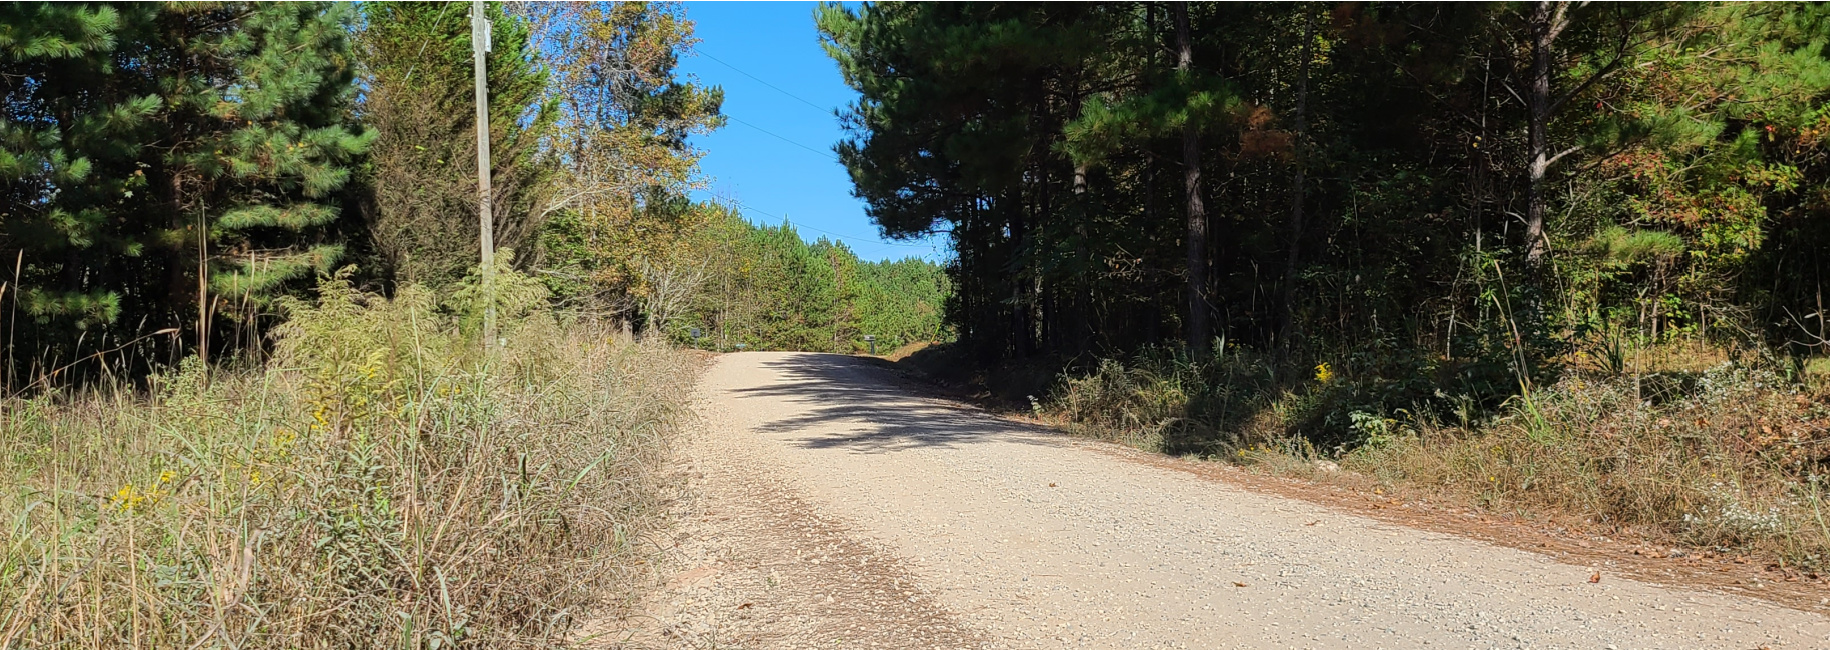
[111,482,157,512]
[1314,362,1334,383]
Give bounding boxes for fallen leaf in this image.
[1233,581,1248,588]
[1589,570,1601,584]
[1048,483,1057,487]
[737,602,753,610]
[1304,520,1320,526]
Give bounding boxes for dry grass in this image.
[880,341,936,362]
[1354,364,1830,565]
[0,276,696,647]
[1040,343,1830,568]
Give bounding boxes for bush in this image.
[1358,362,1830,564]
[0,274,694,646]
[1043,339,1830,566]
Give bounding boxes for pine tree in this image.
[0,3,150,332]
[1,2,369,366]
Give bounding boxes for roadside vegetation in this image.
[832,2,1830,567]
[631,211,951,355]
[0,274,693,646]
[1038,344,1830,565]
[0,2,948,646]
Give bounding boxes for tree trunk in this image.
[1524,1,1565,269]
[1173,1,1210,356]
[1009,191,1032,358]
[1278,6,1314,355]
[1073,161,1092,353]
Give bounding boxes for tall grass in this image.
[1044,344,1830,567]
[1359,363,1830,564]
[0,275,694,647]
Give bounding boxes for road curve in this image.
[687,351,1830,649]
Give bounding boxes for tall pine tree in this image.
[1,2,369,367]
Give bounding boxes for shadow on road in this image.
[729,353,1061,454]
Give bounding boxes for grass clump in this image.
[1040,342,1830,567]
[1359,362,1830,563]
[0,274,695,647]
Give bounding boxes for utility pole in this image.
[471,0,497,351]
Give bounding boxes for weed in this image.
[1039,339,1830,567]
[0,273,696,647]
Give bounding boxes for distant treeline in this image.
[650,209,949,354]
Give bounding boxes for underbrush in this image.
[0,275,695,647]
[1359,364,1830,565]
[1041,343,1830,567]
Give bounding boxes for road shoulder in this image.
[586,370,990,649]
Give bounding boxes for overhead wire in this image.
[692,49,844,162]
[697,50,834,115]
[722,114,840,162]
[689,49,943,260]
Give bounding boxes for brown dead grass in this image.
[0,277,697,647]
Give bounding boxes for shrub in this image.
[0,274,694,646]
[1358,362,1830,564]
[1044,341,1830,564]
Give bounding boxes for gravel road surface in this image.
[630,351,1830,649]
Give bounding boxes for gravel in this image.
[616,351,1830,649]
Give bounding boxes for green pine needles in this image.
[0,2,369,365]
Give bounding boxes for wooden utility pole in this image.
[471,0,497,350]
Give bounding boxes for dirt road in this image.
[622,351,1830,648]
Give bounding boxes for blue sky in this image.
[677,2,946,263]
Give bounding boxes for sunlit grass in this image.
[1044,343,1830,567]
[0,277,695,647]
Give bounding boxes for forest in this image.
[0,2,940,645]
[9,0,1830,644]
[823,1,1830,373]
[822,2,1830,425]
[1,1,945,378]
[823,3,1830,563]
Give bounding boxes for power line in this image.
[798,221,934,248]
[691,50,844,162]
[723,114,839,162]
[680,54,937,258]
[697,50,835,115]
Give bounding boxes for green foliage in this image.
[668,208,950,353]
[827,1,1830,437]
[0,2,369,367]
[0,275,695,644]
[358,1,558,291]
[852,256,952,350]
[1586,227,1686,266]
[518,1,725,310]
